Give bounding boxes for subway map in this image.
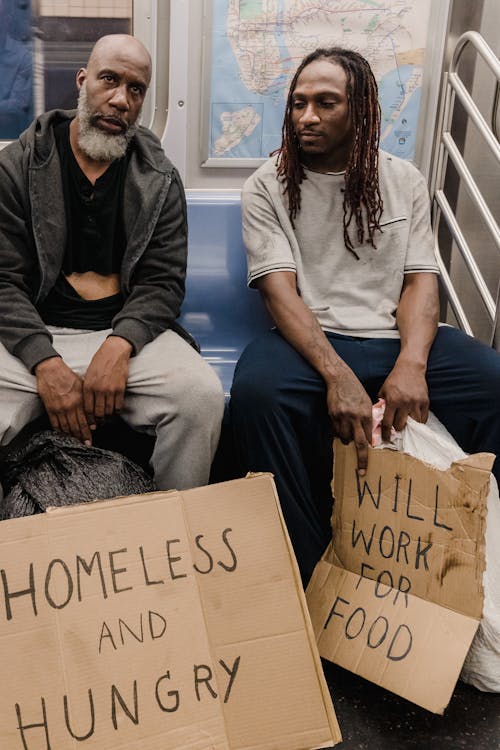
[208,0,432,161]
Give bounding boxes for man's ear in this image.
[75,67,87,91]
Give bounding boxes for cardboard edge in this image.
[264,475,342,746]
[308,562,481,715]
[175,486,234,749]
[44,489,179,515]
[333,441,495,491]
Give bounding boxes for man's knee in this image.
[232,336,287,410]
[431,326,500,400]
[0,394,42,446]
[231,364,282,415]
[192,369,225,419]
[171,366,225,428]
[231,332,316,416]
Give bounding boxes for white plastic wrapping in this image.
[399,413,500,692]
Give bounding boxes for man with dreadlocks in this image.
[0,34,224,497]
[229,47,500,585]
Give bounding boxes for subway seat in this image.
[179,190,272,398]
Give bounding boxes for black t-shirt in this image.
[39,118,130,330]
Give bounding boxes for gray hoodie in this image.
[0,109,191,372]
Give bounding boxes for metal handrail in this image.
[494,280,500,350]
[450,31,500,151]
[491,79,500,140]
[431,31,500,349]
[434,189,495,319]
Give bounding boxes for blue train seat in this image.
[178,191,272,398]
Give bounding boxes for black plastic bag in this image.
[0,417,156,520]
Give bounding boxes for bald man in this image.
[0,34,224,495]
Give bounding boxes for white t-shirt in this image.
[242,151,439,338]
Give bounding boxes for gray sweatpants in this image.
[0,327,224,496]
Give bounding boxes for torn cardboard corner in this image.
[0,474,341,750]
[306,440,494,714]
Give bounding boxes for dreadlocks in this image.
[276,47,383,258]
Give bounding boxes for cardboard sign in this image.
[0,475,341,749]
[306,441,493,714]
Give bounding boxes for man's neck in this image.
[69,117,113,185]
[300,142,351,174]
[303,164,345,176]
[301,154,349,174]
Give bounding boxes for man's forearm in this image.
[258,270,373,471]
[258,272,348,384]
[395,273,439,369]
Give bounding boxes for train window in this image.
[36,1,133,113]
[0,0,34,141]
[0,0,167,145]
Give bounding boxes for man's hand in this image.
[378,358,429,442]
[83,336,132,424]
[326,366,373,475]
[35,357,92,444]
[378,272,438,442]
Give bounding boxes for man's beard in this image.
[76,83,138,161]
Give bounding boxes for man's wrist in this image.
[105,335,133,356]
[395,351,428,372]
[34,355,63,376]
[322,356,355,386]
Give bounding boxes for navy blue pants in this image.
[229,327,500,585]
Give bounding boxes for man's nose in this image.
[109,84,129,110]
[300,103,320,125]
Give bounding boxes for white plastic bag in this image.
[398,413,500,692]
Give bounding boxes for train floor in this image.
[322,661,499,749]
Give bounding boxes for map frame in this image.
[199,0,452,173]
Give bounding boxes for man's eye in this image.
[320,101,335,108]
[292,101,305,109]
